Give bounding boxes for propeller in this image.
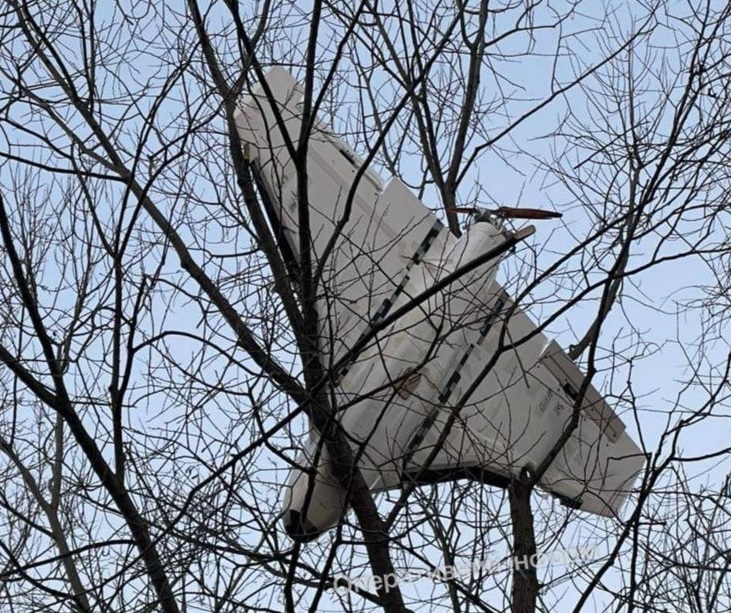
[450,206,562,220]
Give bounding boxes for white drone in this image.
[235,68,644,542]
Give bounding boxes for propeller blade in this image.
[448,206,562,220]
[495,206,562,220]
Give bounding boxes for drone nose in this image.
[283,510,321,542]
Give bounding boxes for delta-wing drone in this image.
[235,68,644,542]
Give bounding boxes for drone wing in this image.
[396,284,645,517]
[235,68,447,373]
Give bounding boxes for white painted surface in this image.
[236,68,644,539]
